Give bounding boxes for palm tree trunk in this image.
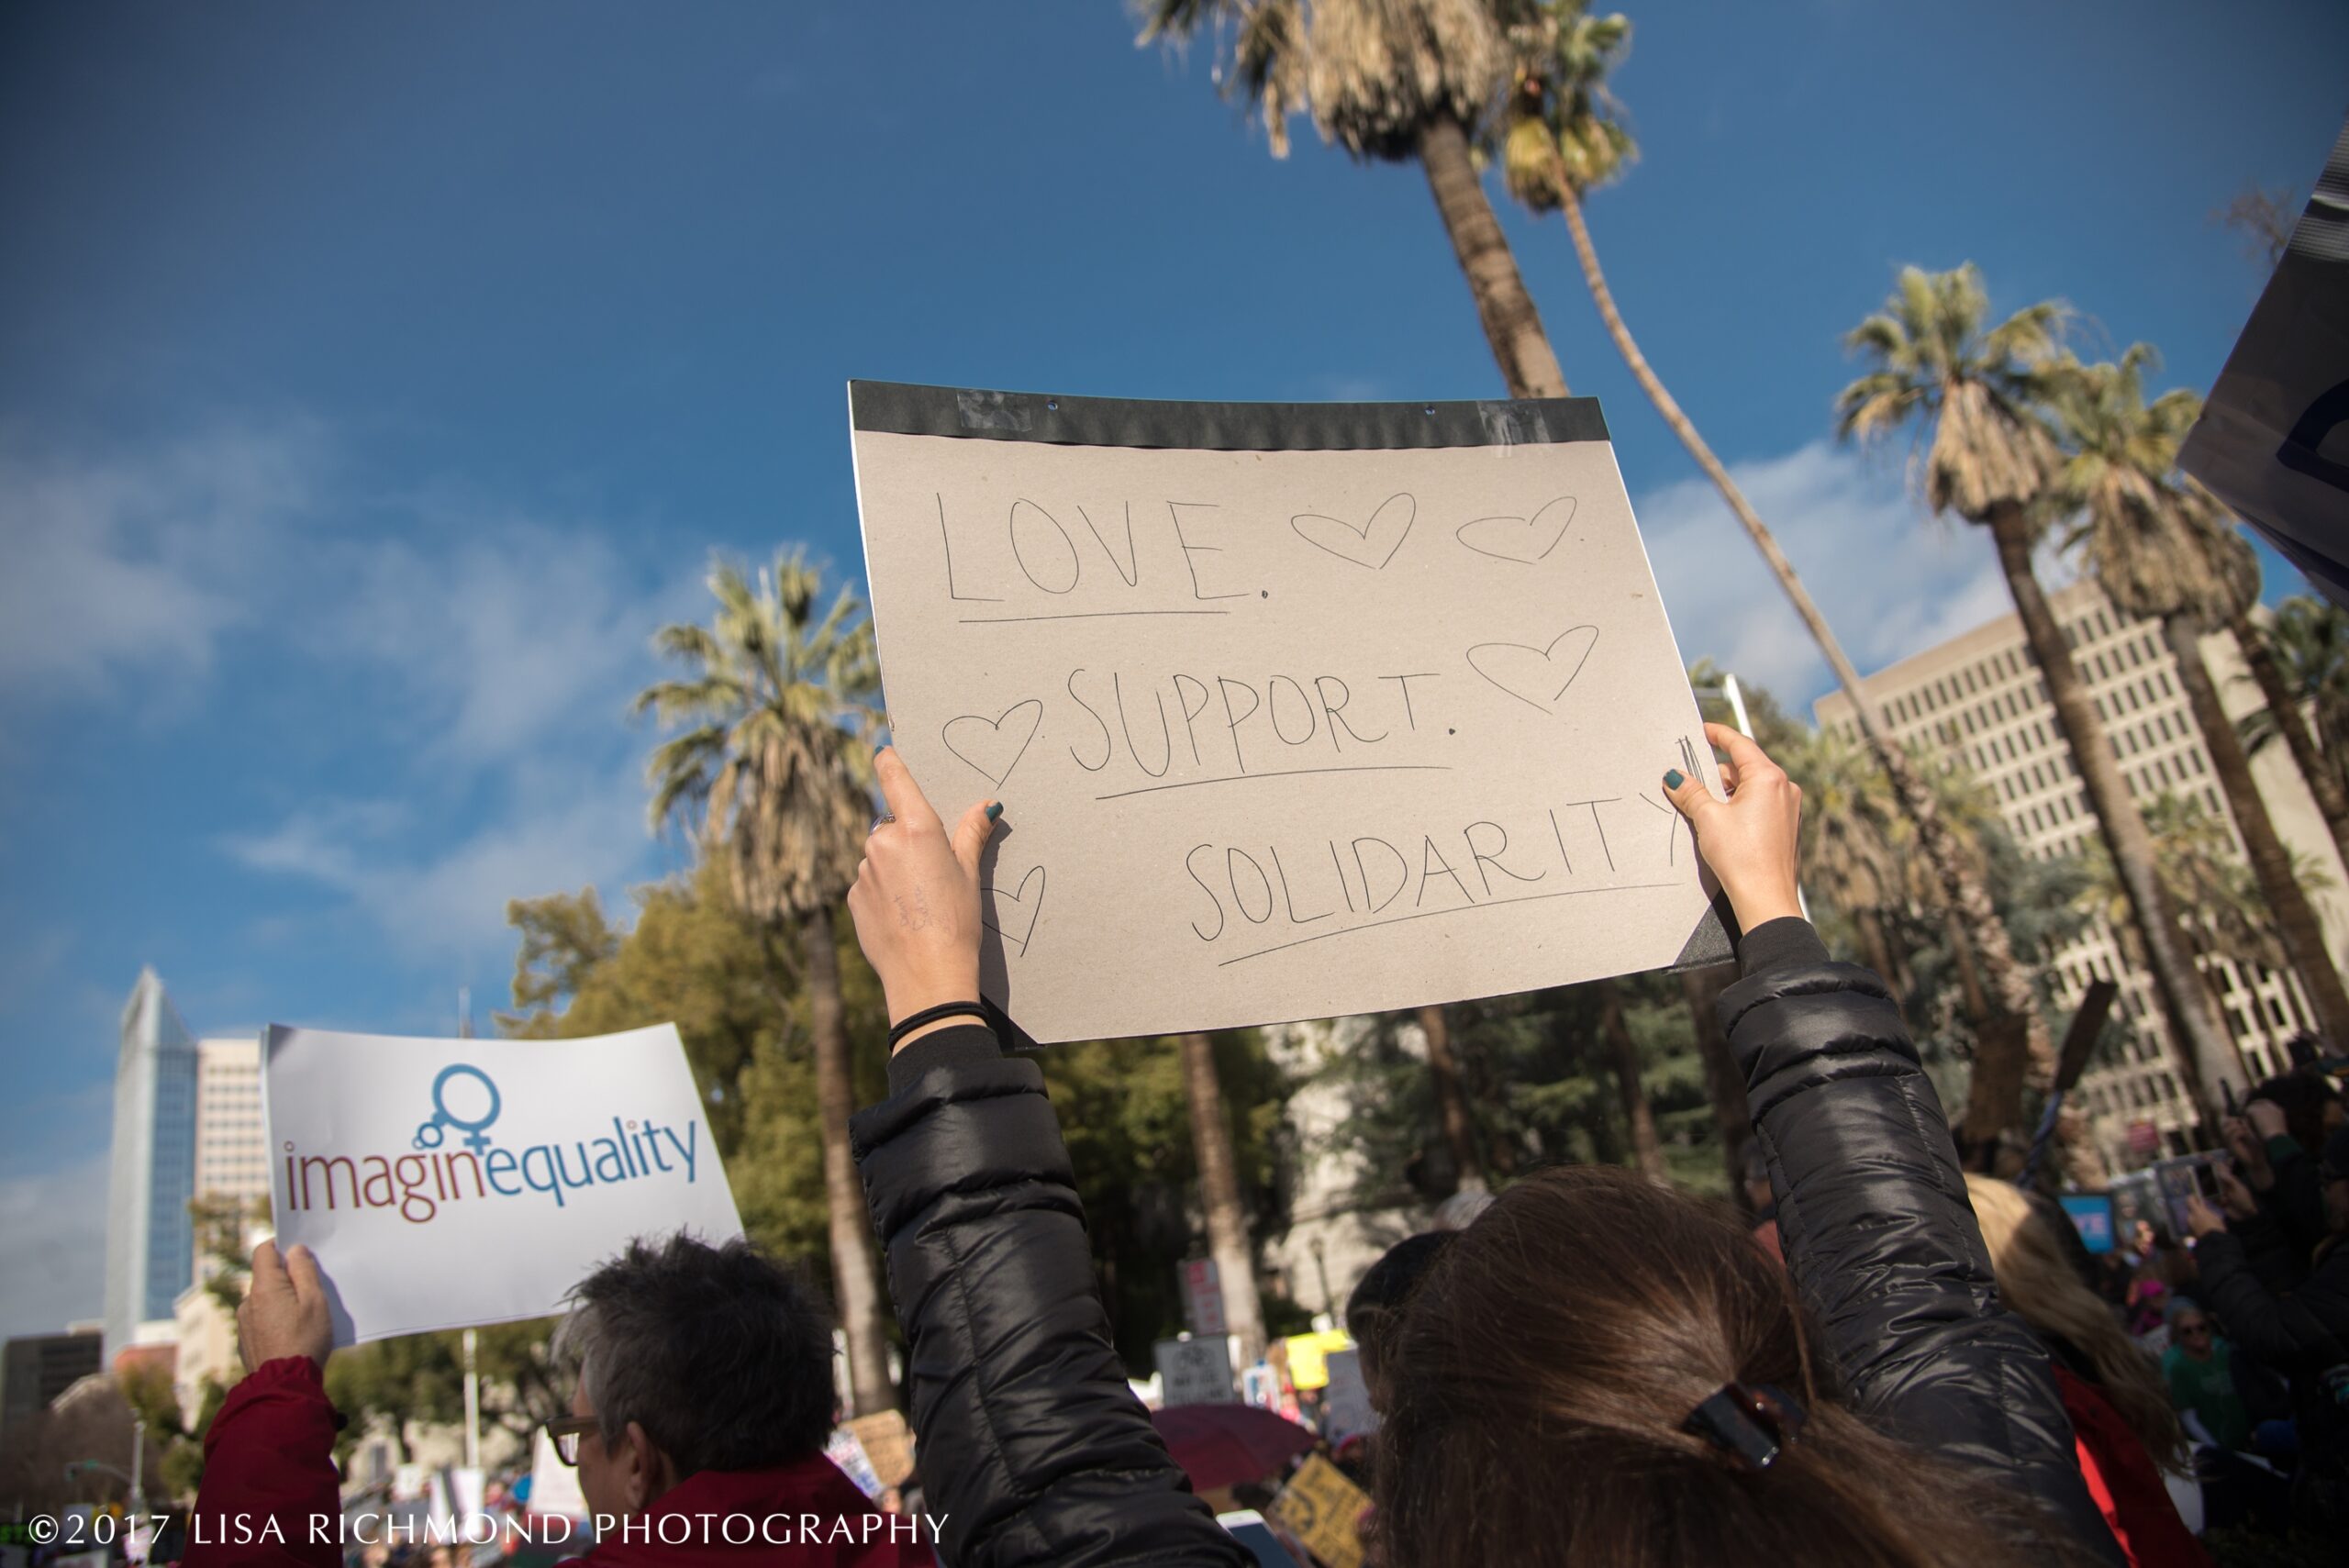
[1176,1031,1267,1367]
[1985,506,2235,1126]
[2228,606,2349,864]
[1553,182,2054,1135]
[1944,913,1991,1024]
[1416,1004,1486,1193]
[1854,907,1906,1009]
[802,908,894,1417]
[1680,963,1753,1203]
[2164,613,2349,1041]
[1597,980,1666,1182]
[1418,117,1565,398]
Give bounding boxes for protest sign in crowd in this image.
[138,368,2347,1568]
[14,9,2349,1568]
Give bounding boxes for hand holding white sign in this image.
[237,1240,333,1373]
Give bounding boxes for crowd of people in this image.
[173,726,2348,1567]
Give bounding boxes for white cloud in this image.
[226,759,661,962]
[317,521,703,770]
[1634,439,2018,715]
[214,504,702,960]
[0,425,322,703]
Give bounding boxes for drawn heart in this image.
[1291,493,1416,570]
[1456,495,1577,563]
[982,864,1046,956]
[941,699,1043,786]
[1466,626,1601,716]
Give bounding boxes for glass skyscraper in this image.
[102,969,199,1355]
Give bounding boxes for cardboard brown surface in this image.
[850,384,1726,1044]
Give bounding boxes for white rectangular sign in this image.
[263,1023,743,1345]
[850,384,1730,1043]
[1156,1334,1238,1407]
[1319,1349,1377,1445]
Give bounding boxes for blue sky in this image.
[2,0,2342,1336]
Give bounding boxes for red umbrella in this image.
[1152,1403,1317,1492]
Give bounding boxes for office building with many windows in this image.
[1815,579,2349,1166]
[195,1035,269,1210]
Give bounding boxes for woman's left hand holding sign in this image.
[239,1240,335,1373]
[847,747,1001,1051]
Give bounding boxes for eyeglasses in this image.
[545,1415,599,1466]
[2176,1323,2211,1337]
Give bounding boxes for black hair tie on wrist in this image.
[888,1001,993,1048]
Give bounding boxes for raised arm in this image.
[846,750,1248,1568]
[1664,726,2121,1567]
[184,1242,345,1568]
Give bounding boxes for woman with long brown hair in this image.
[841,728,2124,1567]
[1373,1164,2110,1567]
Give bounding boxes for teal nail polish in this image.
[1664,769,1685,790]
[985,802,1004,821]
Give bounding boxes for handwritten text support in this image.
[850,389,1724,1042]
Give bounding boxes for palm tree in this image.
[1496,16,2056,1140]
[1176,1032,1270,1365]
[1836,266,2234,1127]
[1781,726,1908,995]
[1414,1004,1486,1193]
[1595,979,1664,1182]
[2238,595,2349,863]
[1139,0,1567,397]
[2054,350,2349,1045]
[636,552,895,1415]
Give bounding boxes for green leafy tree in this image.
[507,865,880,1255]
[1836,264,2233,1130]
[1140,0,1567,399]
[1319,975,1718,1205]
[635,551,894,1415]
[2238,595,2349,863]
[2054,350,2349,1045]
[324,1320,568,1466]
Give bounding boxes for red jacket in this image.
[2053,1364,2209,1568]
[185,1357,934,1567]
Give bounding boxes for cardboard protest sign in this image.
[2180,115,2349,607]
[1156,1334,1239,1407]
[846,1410,917,1489]
[1181,1256,1226,1337]
[1318,1349,1377,1446]
[851,384,1731,1043]
[263,1023,743,1344]
[1269,1454,1371,1568]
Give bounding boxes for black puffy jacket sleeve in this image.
[852,1024,1251,1568]
[1720,919,2124,1567]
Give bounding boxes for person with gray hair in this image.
[545,1233,841,1516]
[185,1232,933,1567]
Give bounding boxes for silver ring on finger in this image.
[870,814,896,835]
